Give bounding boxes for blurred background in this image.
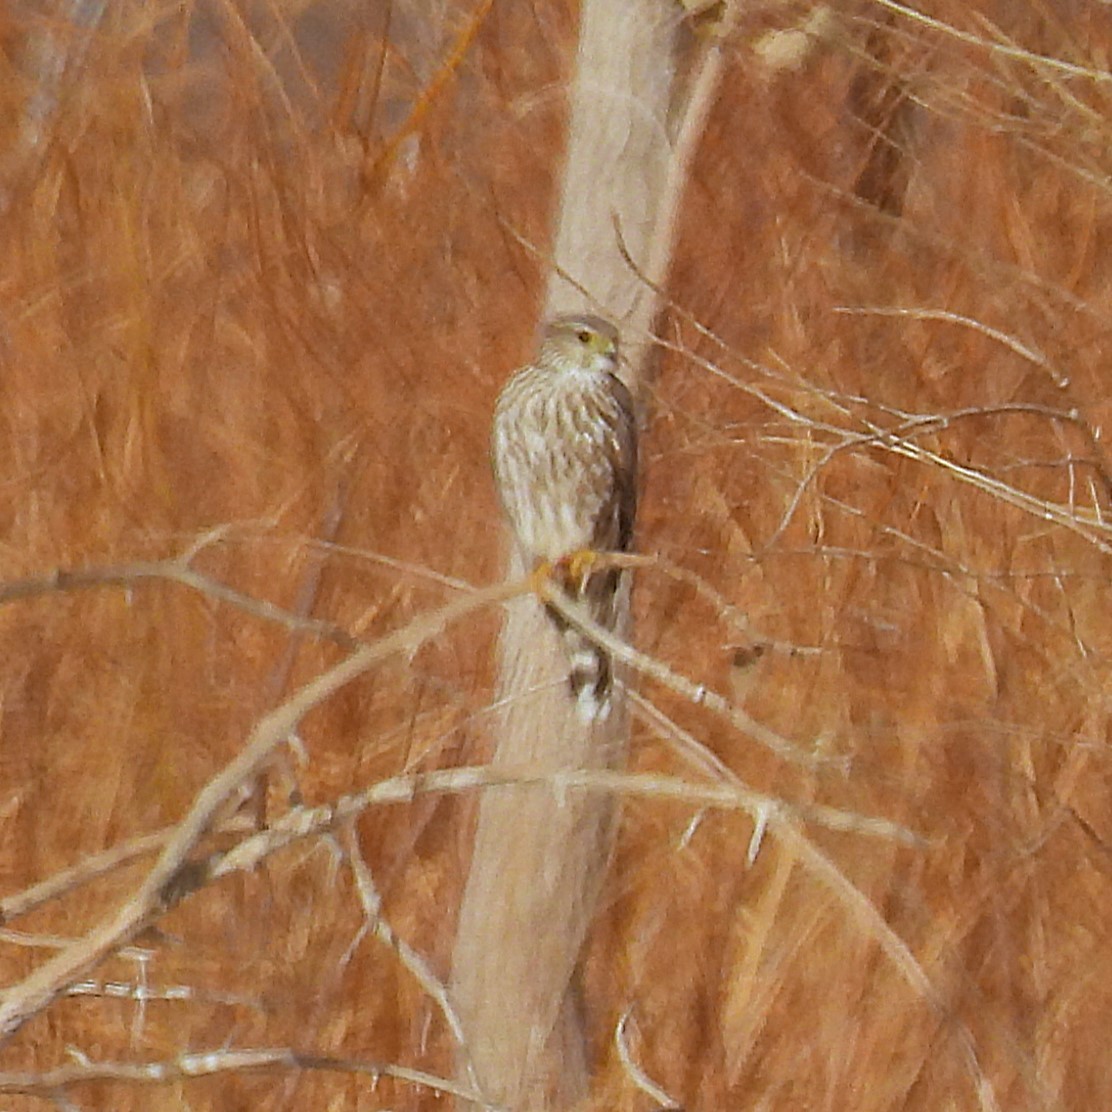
[0,0,1111,1107]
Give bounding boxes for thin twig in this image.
[207,764,919,889]
[632,693,998,1112]
[256,488,350,814]
[539,579,844,770]
[341,828,482,1094]
[0,815,256,925]
[0,1047,501,1107]
[615,1010,681,1109]
[0,830,164,925]
[833,305,1069,387]
[868,0,1110,84]
[0,560,358,649]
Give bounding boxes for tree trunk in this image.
[451,1,685,1105]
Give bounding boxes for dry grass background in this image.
[0,0,1111,1108]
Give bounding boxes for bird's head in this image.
[539,314,620,375]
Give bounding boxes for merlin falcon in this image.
[491,313,638,721]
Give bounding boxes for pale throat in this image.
[551,350,616,379]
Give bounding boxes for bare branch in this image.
[833,305,1069,388]
[0,1047,500,1107]
[634,691,999,1112]
[0,817,254,925]
[539,577,844,770]
[340,828,481,1093]
[0,578,521,1040]
[0,559,358,649]
[615,1010,681,1110]
[207,765,920,877]
[868,0,1110,84]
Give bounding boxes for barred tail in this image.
[566,633,612,722]
[544,565,621,723]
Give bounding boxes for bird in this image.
[491,313,638,722]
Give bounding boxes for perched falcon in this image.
[491,313,638,722]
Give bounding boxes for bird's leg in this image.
[527,558,574,634]
[529,558,556,596]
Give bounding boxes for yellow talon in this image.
[530,550,600,598]
[563,549,599,589]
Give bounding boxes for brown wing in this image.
[593,372,638,554]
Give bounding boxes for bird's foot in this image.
[553,548,601,593]
[530,550,602,607]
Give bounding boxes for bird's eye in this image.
[577,330,591,344]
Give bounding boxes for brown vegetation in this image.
[1,1,1111,1108]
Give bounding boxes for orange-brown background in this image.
[0,1,1110,1108]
